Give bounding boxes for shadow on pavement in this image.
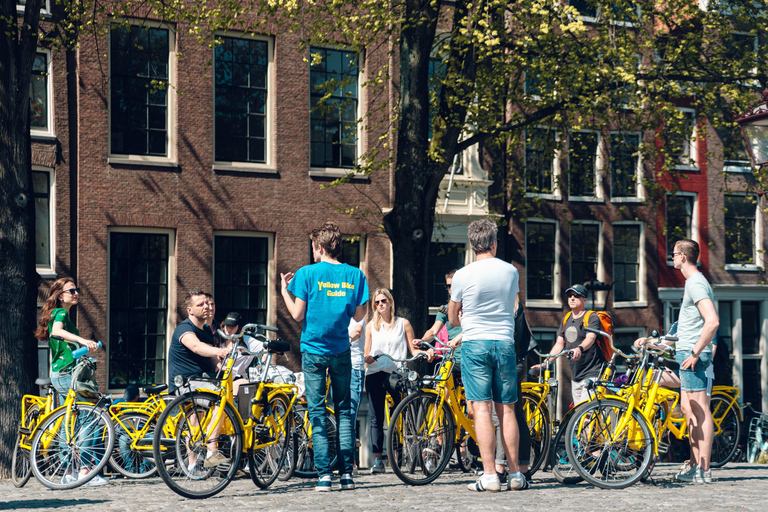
[0,499,110,511]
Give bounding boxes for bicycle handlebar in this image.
[371,352,427,364]
[70,341,103,359]
[584,326,636,359]
[532,348,572,360]
[415,340,452,353]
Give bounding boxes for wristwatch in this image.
[692,352,700,358]
[575,346,584,353]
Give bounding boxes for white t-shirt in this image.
[349,317,366,370]
[450,257,519,342]
[366,317,409,375]
[231,334,264,378]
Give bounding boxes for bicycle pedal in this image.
[253,424,272,439]
[657,440,669,454]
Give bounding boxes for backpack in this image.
[562,310,613,362]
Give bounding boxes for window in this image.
[525,128,556,195]
[109,231,170,388]
[724,194,757,265]
[428,243,465,308]
[214,36,269,165]
[723,32,758,73]
[568,131,599,198]
[668,108,697,169]
[30,52,51,134]
[609,132,641,198]
[214,234,271,326]
[110,24,171,157]
[613,328,644,353]
[613,224,641,302]
[310,47,359,169]
[570,223,599,288]
[308,235,365,267]
[569,0,598,20]
[721,125,751,173]
[32,169,54,272]
[526,221,557,300]
[524,69,552,100]
[666,193,695,263]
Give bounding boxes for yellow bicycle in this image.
[12,376,59,487]
[152,323,297,499]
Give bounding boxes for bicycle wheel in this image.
[109,412,158,478]
[249,393,294,489]
[387,391,455,486]
[551,417,583,485]
[522,392,551,477]
[293,406,338,478]
[30,403,115,490]
[565,398,653,489]
[153,391,243,499]
[710,395,741,468]
[454,432,476,473]
[12,404,40,487]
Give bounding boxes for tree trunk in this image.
[0,0,43,477]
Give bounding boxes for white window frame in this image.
[724,193,762,271]
[665,191,699,266]
[106,227,176,394]
[212,231,275,324]
[308,45,366,179]
[33,165,56,278]
[568,0,641,27]
[16,0,51,15]
[525,219,561,309]
[569,220,603,291]
[608,131,644,202]
[525,126,561,200]
[568,129,603,202]
[30,49,54,138]
[211,34,276,174]
[612,221,647,308]
[107,20,177,166]
[673,107,698,171]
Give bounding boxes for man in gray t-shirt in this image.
[671,239,719,485]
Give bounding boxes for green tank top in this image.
[48,308,78,372]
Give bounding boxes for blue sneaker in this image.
[340,473,355,490]
[316,475,332,492]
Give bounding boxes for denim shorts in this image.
[460,340,518,404]
[675,349,712,392]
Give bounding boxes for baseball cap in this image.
[221,312,241,327]
[565,284,588,297]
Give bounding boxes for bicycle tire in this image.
[249,392,294,489]
[152,391,242,499]
[522,392,551,477]
[566,398,654,489]
[454,434,475,473]
[293,406,338,478]
[387,391,455,486]
[12,404,40,487]
[30,403,115,490]
[109,411,158,479]
[551,416,583,485]
[710,395,741,468]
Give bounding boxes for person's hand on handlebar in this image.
[364,354,376,365]
[633,337,648,348]
[82,339,101,352]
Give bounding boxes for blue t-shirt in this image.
[288,261,369,355]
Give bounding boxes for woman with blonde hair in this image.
[363,288,415,474]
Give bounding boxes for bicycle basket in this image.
[71,359,99,398]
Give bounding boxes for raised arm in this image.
[281,272,306,322]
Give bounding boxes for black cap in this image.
[221,312,241,327]
[565,284,588,297]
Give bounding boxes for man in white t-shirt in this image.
[448,219,526,492]
[348,316,366,472]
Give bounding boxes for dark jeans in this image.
[365,371,401,455]
[493,360,531,467]
[302,349,355,478]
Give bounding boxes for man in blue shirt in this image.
[281,222,369,491]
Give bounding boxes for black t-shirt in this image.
[168,318,216,392]
[557,311,605,381]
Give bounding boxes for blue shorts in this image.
[676,350,712,392]
[460,340,518,404]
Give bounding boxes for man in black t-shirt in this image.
[535,284,604,405]
[168,289,229,392]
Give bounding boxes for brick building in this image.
[28,4,768,412]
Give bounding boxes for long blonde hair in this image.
[371,288,396,331]
[34,277,75,342]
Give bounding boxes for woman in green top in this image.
[34,277,107,486]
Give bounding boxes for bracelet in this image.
[575,346,584,352]
[692,352,700,358]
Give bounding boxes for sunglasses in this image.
[444,284,452,290]
[566,293,582,299]
[374,298,389,306]
[63,287,81,295]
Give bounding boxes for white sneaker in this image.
[693,468,713,484]
[83,474,109,486]
[676,463,699,482]
[370,458,386,474]
[61,473,77,485]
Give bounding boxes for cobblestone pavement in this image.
[2,463,766,512]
